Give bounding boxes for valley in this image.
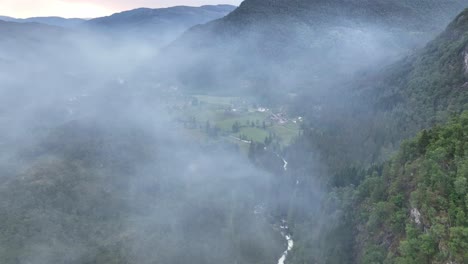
[2,0,468,264]
[168,93,302,151]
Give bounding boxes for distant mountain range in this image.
[86,5,235,29]
[0,16,85,28]
[84,5,236,44]
[0,5,236,44]
[0,4,238,100]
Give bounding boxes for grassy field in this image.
[173,94,301,148]
[193,95,242,106]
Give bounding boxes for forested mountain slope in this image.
[345,11,468,263]
[294,8,468,170]
[354,113,468,263]
[362,8,468,143]
[283,9,468,263]
[0,119,282,264]
[3,2,468,264]
[288,113,468,264]
[162,0,468,96]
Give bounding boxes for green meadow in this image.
[173,95,302,148]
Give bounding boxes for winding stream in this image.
[278,219,294,264]
[276,155,293,264]
[232,137,294,263]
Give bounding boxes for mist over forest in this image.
[1,1,468,263]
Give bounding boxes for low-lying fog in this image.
[0,1,465,263]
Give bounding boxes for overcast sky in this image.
[0,0,242,18]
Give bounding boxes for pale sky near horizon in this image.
[0,0,242,19]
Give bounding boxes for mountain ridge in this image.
[84,4,236,46]
[0,16,85,28]
[161,0,468,95]
[86,4,236,27]
[0,4,236,35]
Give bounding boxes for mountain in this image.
[282,9,468,263]
[350,113,468,263]
[329,7,468,164]
[161,0,468,96]
[0,16,85,28]
[267,5,468,172]
[85,5,236,45]
[0,118,283,264]
[3,2,468,264]
[363,8,468,137]
[288,112,468,264]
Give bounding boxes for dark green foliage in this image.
[293,8,468,176]
[232,121,241,133]
[289,113,468,264]
[0,121,283,264]
[359,8,468,160]
[358,113,468,263]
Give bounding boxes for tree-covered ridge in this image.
[361,8,468,151]
[224,0,468,30]
[288,113,468,264]
[164,0,468,97]
[294,8,468,171]
[0,120,283,264]
[281,8,468,263]
[353,112,468,263]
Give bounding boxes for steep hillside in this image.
[221,0,468,30]
[288,113,468,264]
[338,8,468,164]
[282,10,468,263]
[288,8,468,171]
[0,120,283,264]
[353,113,468,263]
[363,8,468,136]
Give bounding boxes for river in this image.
[231,137,295,263]
[278,219,294,264]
